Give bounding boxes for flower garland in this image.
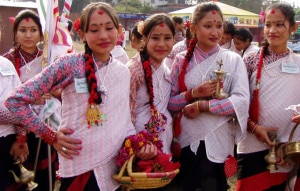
[116,130,163,167]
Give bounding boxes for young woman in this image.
[233,28,259,58]
[127,14,175,156]
[236,2,300,191]
[168,2,249,191]
[5,3,156,191]
[3,9,60,191]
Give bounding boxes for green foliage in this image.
[295,9,300,21]
[114,0,152,13]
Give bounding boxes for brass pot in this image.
[281,123,300,164]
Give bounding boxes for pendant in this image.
[99,85,107,94]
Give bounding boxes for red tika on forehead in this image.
[25,17,30,22]
[159,23,164,27]
[212,10,217,14]
[270,9,275,14]
[98,10,104,15]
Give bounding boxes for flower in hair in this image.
[73,18,80,33]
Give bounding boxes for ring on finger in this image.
[62,147,67,152]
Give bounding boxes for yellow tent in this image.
[169,1,259,28]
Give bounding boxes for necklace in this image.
[92,54,110,102]
[151,65,165,101]
[194,50,220,82]
[19,49,40,73]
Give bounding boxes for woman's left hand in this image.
[10,142,29,163]
[292,114,300,123]
[136,143,158,160]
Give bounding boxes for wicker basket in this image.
[113,154,179,190]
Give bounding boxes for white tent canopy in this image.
[169,1,259,28]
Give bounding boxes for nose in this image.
[25,31,32,38]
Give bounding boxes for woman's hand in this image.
[276,143,290,167]
[53,128,82,159]
[10,142,29,163]
[183,101,200,119]
[253,124,278,146]
[192,80,217,99]
[33,93,52,105]
[292,114,300,123]
[136,143,158,160]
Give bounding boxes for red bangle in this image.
[185,89,195,102]
[15,135,27,143]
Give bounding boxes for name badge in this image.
[282,62,299,74]
[0,66,15,76]
[74,78,88,93]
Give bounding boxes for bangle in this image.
[196,101,200,113]
[198,101,209,112]
[191,88,196,98]
[184,90,194,102]
[252,124,258,133]
[15,135,27,143]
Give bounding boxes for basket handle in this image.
[127,154,135,174]
[288,123,299,143]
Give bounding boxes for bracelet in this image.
[191,88,196,98]
[184,90,194,102]
[15,135,27,143]
[198,101,209,112]
[196,101,200,113]
[252,124,258,133]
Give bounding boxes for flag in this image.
[36,0,73,66]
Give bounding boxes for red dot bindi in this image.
[159,23,164,27]
[212,10,217,14]
[98,10,104,15]
[25,17,30,22]
[270,9,275,14]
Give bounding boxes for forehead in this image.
[150,24,173,35]
[198,11,223,23]
[89,9,114,26]
[265,8,285,21]
[18,18,38,27]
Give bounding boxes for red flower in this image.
[136,153,180,173]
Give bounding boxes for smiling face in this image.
[145,23,174,63]
[83,9,118,62]
[191,11,223,52]
[16,18,41,53]
[264,8,296,53]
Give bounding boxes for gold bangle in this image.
[191,88,195,98]
[196,101,200,112]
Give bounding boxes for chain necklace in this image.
[19,49,40,73]
[151,64,165,101]
[92,54,110,104]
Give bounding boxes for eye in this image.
[106,27,114,31]
[204,25,211,29]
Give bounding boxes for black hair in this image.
[234,28,253,43]
[173,16,184,24]
[223,21,235,37]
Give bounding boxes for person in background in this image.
[116,23,125,48]
[219,21,238,53]
[168,2,249,190]
[173,16,185,44]
[0,56,28,190]
[130,21,144,52]
[5,3,157,190]
[3,9,60,191]
[233,28,259,58]
[164,21,192,70]
[236,2,300,191]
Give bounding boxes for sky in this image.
[282,0,300,7]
